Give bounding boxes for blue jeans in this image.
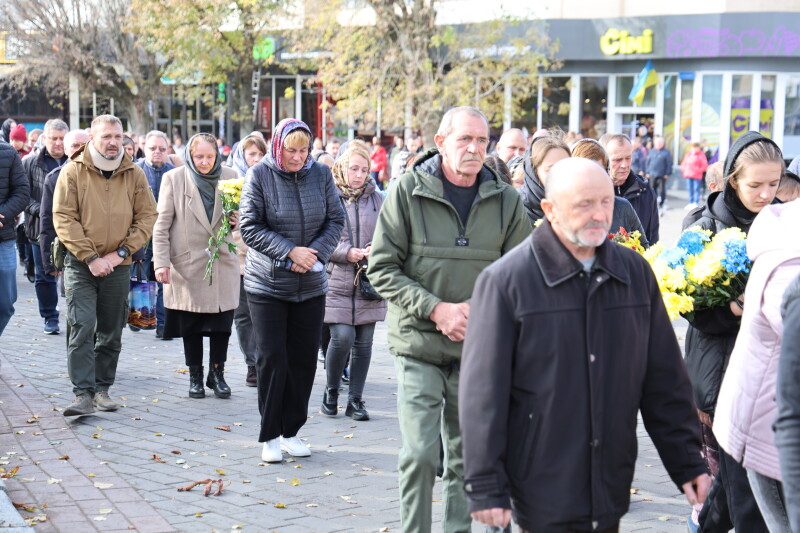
[31,243,59,322]
[687,178,702,204]
[0,240,17,335]
[748,469,792,533]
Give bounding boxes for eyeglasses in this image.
[146,146,168,152]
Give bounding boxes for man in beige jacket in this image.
[53,115,157,416]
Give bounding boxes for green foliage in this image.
[287,0,560,142]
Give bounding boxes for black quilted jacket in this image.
[0,142,30,242]
[239,158,345,303]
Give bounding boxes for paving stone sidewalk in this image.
[0,192,698,533]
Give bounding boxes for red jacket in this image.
[370,145,387,173]
[680,149,708,180]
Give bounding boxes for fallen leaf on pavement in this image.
[99,509,112,514]
[324,471,333,476]
[178,479,212,492]
[658,516,670,521]
[343,434,354,439]
[215,468,227,475]
[380,528,389,532]
[13,502,37,513]
[242,479,251,483]
[276,477,285,483]
[171,450,181,454]
[93,516,106,521]
[57,456,69,461]
[306,503,318,508]
[290,478,300,486]
[194,512,203,517]
[630,488,639,494]
[154,433,165,437]
[93,482,114,489]
[47,478,62,484]
[274,503,286,509]
[150,453,167,463]
[215,426,231,432]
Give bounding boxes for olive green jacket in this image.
[368,150,530,364]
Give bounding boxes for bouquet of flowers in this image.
[608,227,645,254]
[204,177,245,283]
[642,226,751,321]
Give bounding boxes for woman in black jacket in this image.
[239,119,344,463]
[684,131,782,532]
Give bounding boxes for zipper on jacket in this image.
[351,202,360,325]
[293,173,306,294]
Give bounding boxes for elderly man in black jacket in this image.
[460,157,709,532]
[600,133,660,245]
[0,140,31,335]
[23,118,68,335]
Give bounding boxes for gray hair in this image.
[598,133,631,149]
[44,119,69,134]
[437,106,489,138]
[145,130,170,146]
[90,115,123,130]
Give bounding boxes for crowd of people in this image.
[2,106,800,533]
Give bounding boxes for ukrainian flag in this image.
[629,60,658,106]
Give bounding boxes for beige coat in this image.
[152,166,240,313]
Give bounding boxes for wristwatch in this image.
[116,247,130,259]
[87,254,99,264]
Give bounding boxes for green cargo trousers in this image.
[394,355,471,533]
[64,253,129,396]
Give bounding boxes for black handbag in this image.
[341,198,383,301]
[355,260,383,301]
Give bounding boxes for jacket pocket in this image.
[171,250,191,266]
[507,403,540,481]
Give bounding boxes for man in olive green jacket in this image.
[368,106,530,533]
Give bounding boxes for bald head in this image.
[542,158,614,258]
[64,130,89,158]
[495,128,526,163]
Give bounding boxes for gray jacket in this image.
[239,158,345,302]
[324,179,387,325]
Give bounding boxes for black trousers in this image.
[248,292,325,442]
[182,333,230,367]
[700,448,768,533]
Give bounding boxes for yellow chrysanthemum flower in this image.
[662,291,694,322]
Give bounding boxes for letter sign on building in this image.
[600,28,653,55]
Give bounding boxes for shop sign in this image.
[600,28,654,56]
[731,107,774,142]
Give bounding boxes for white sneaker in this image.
[261,439,282,462]
[280,436,311,457]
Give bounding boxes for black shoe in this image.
[320,388,338,417]
[25,262,35,283]
[345,398,369,421]
[188,366,205,398]
[155,326,173,341]
[206,364,231,399]
[245,365,257,387]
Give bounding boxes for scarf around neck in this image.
[88,142,124,173]
[185,134,223,222]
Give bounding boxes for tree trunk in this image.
[124,96,153,134]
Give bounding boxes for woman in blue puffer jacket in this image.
[239,118,344,463]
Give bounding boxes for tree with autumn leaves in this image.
[288,0,560,144]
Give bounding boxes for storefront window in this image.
[701,75,722,129]
[616,76,655,107]
[276,79,296,123]
[760,75,776,138]
[540,77,570,133]
[580,76,608,139]
[679,79,694,160]
[662,75,678,163]
[785,77,800,159]
[730,74,753,145]
[301,81,320,140]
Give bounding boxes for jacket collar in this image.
[72,144,135,176]
[410,149,505,202]
[531,219,631,287]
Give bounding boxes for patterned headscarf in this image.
[332,140,372,201]
[266,118,314,172]
[230,132,266,176]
